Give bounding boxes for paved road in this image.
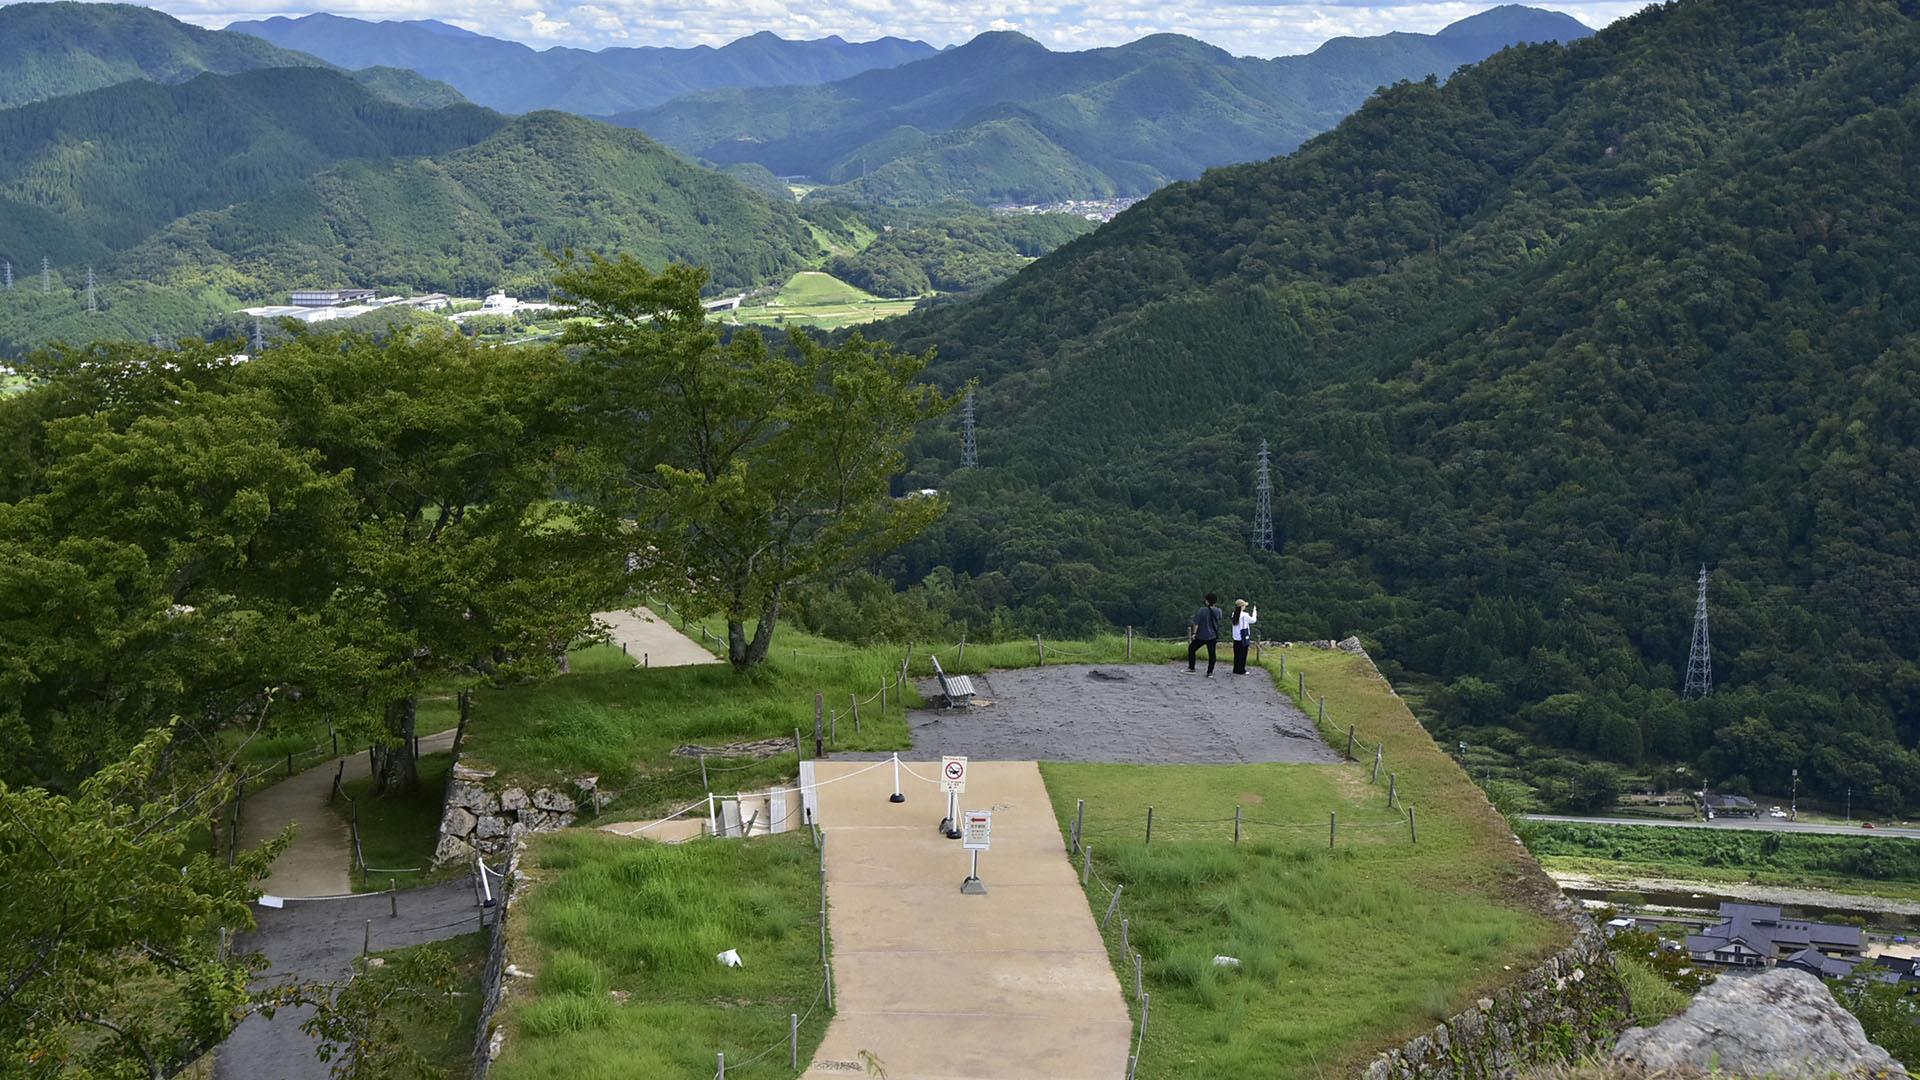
[801,760,1132,1080]
[1526,814,1920,840]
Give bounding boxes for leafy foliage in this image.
[864,0,1920,806]
[826,213,1096,296]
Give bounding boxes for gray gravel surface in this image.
[214,878,493,1080]
[840,662,1340,764]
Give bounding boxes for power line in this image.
[960,391,977,468]
[1252,439,1274,551]
[1684,564,1713,698]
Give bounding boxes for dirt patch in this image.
[846,663,1340,764]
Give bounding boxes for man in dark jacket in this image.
[1187,593,1223,676]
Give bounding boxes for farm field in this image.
[727,271,918,331]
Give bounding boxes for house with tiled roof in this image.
[1685,903,1864,967]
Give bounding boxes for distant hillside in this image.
[871,0,1920,812]
[0,68,503,270]
[615,8,1591,206]
[227,14,938,115]
[0,1,470,112]
[0,1,328,107]
[0,109,823,356]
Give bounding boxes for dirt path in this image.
[801,759,1132,1080]
[593,605,724,667]
[1548,870,1920,917]
[214,879,491,1080]
[241,729,458,900]
[840,662,1338,764]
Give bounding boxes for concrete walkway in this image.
[802,760,1132,1080]
[240,728,459,900]
[594,605,724,667]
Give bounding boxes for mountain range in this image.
[873,0,1920,809]
[614,5,1592,205]
[0,2,466,109]
[227,14,939,116]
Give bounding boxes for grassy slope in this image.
[489,831,831,1079]
[1047,646,1568,1077]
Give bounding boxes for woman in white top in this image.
[1230,599,1258,674]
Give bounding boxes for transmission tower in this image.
[86,266,96,313]
[1251,439,1275,550]
[3,260,10,289]
[251,318,266,355]
[1683,564,1713,698]
[960,391,977,468]
[41,256,50,295]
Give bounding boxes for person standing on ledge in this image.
[1188,593,1224,676]
[1230,598,1258,674]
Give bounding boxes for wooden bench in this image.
[930,655,975,709]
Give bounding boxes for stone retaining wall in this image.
[1359,907,1630,1079]
[432,763,597,865]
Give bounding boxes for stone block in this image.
[532,787,576,813]
[500,787,529,812]
[475,814,507,839]
[442,805,477,837]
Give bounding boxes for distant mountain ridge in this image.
[0,2,468,109]
[615,6,1592,205]
[226,14,939,115]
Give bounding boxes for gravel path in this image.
[594,605,724,667]
[847,662,1339,764]
[214,879,494,1080]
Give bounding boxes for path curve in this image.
[241,729,458,900]
[594,605,724,668]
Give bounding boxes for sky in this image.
[132,0,1653,59]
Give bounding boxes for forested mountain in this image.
[0,108,822,356]
[228,14,937,115]
[614,8,1590,206]
[0,67,503,270]
[0,2,466,109]
[871,0,1920,811]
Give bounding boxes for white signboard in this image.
[962,810,992,850]
[940,755,968,793]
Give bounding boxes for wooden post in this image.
[1299,670,1305,698]
[701,755,709,789]
[717,1053,725,1079]
[1372,744,1383,783]
[1134,951,1143,999]
[1036,634,1045,665]
[959,633,966,664]
[790,1014,799,1068]
[814,693,824,757]
[1346,724,1355,761]
[1329,812,1336,849]
[1083,843,1093,884]
[1103,884,1124,929]
[363,919,371,956]
[1127,626,1134,660]
[1388,773,1398,809]
[825,963,834,1009]
[794,727,803,761]
[1073,799,1085,853]
[1145,806,1154,845]
[1408,806,1418,844]
[390,882,398,917]
[850,692,861,734]
[829,707,836,745]
[1319,696,1326,725]
[881,678,887,713]
[1279,652,1285,676]
[1121,917,1129,955]
[1234,804,1242,844]
[286,752,293,775]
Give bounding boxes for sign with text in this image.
[940,756,968,793]
[962,810,992,850]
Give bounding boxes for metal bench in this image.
[930,655,975,709]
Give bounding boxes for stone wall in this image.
[432,763,595,865]
[1359,905,1630,1079]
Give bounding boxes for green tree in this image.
[0,724,287,1078]
[557,254,956,669]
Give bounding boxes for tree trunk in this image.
[744,593,782,669]
[371,696,419,797]
[727,619,750,670]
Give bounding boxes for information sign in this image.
[962,810,992,850]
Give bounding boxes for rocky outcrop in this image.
[1614,968,1906,1079]
[432,763,588,865]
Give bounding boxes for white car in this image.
[1769,809,1788,818]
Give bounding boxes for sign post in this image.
[960,809,991,894]
[939,756,967,839]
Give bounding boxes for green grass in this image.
[567,643,637,674]
[1610,954,1691,1026]
[341,752,463,891]
[490,830,830,1080]
[459,626,922,820]
[1528,822,1920,901]
[1044,647,1569,1078]
[363,930,491,1074]
[728,270,918,331]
